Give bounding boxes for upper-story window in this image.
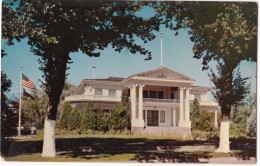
[171,93,175,99]
[94,88,103,96]
[108,89,116,97]
[143,90,164,99]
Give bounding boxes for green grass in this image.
[3,151,237,162]
[2,134,256,162]
[3,153,136,162]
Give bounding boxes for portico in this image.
[123,66,196,135]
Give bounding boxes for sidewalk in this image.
[208,157,256,164]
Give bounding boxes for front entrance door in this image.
[147,110,158,126]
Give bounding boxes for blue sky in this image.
[1,6,257,100]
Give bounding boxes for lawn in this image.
[1,134,256,163]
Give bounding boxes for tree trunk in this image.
[216,109,232,153]
[215,121,231,153]
[42,118,56,157]
[216,108,231,153]
[41,48,69,157]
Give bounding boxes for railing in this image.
[65,95,121,102]
[142,98,180,103]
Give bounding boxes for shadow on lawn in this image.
[1,136,256,162]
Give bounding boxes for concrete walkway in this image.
[208,157,256,164]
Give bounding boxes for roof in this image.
[122,66,196,84]
[73,77,124,95]
[191,86,212,91]
[83,77,124,82]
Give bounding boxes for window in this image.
[143,90,165,99]
[143,90,148,98]
[149,91,157,98]
[171,93,175,99]
[160,111,165,123]
[108,89,116,97]
[94,88,103,96]
[158,91,164,99]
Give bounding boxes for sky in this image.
[1,4,257,101]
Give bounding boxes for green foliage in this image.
[1,71,18,137]
[230,122,247,138]
[229,96,255,137]
[246,109,256,137]
[96,109,110,132]
[81,102,94,131]
[110,88,130,131]
[68,108,81,131]
[21,92,48,129]
[190,99,200,130]
[230,106,251,124]
[191,99,214,132]
[2,0,160,121]
[158,2,257,68]
[209,65,250,119]
[157,2,256,120]
[58,102,72,129]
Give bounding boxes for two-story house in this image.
[65,66,219,135]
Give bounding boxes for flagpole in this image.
[18,67,23,136]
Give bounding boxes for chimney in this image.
[92,66,96,79]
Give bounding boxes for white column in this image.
[173,108,176,127]
[185,88,190,122]
[139,85,145,126]
[179,87,184,123]
[214,110,218,128]
[130,85,137,123]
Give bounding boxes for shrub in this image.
[68,108,81,131]
[58,102,72,129]
[191,99,214,132]
[246,109,256,137]
[81,102,94,131]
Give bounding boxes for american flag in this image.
[22,74,36,89]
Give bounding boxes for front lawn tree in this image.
[3,0,160,157]
[157,2,257,152]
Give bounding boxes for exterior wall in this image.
[190,89,208,102]
[83,84,123,98]
[140,106,180,128]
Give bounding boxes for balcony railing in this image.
[65,95,121,102]
[142,98,180,103]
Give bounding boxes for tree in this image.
[156,1,257,152]
[191,99,214,132]
[21,92,48,130]
[81,102,94,131]
[58,102,72,130]
[2,0,160,157]
[246,109,256,138]
[67,108,81,131]
[1,71,18,137]
[190,99,200,130]
[110,88,130,131]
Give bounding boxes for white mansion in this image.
[65,66,219,135]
